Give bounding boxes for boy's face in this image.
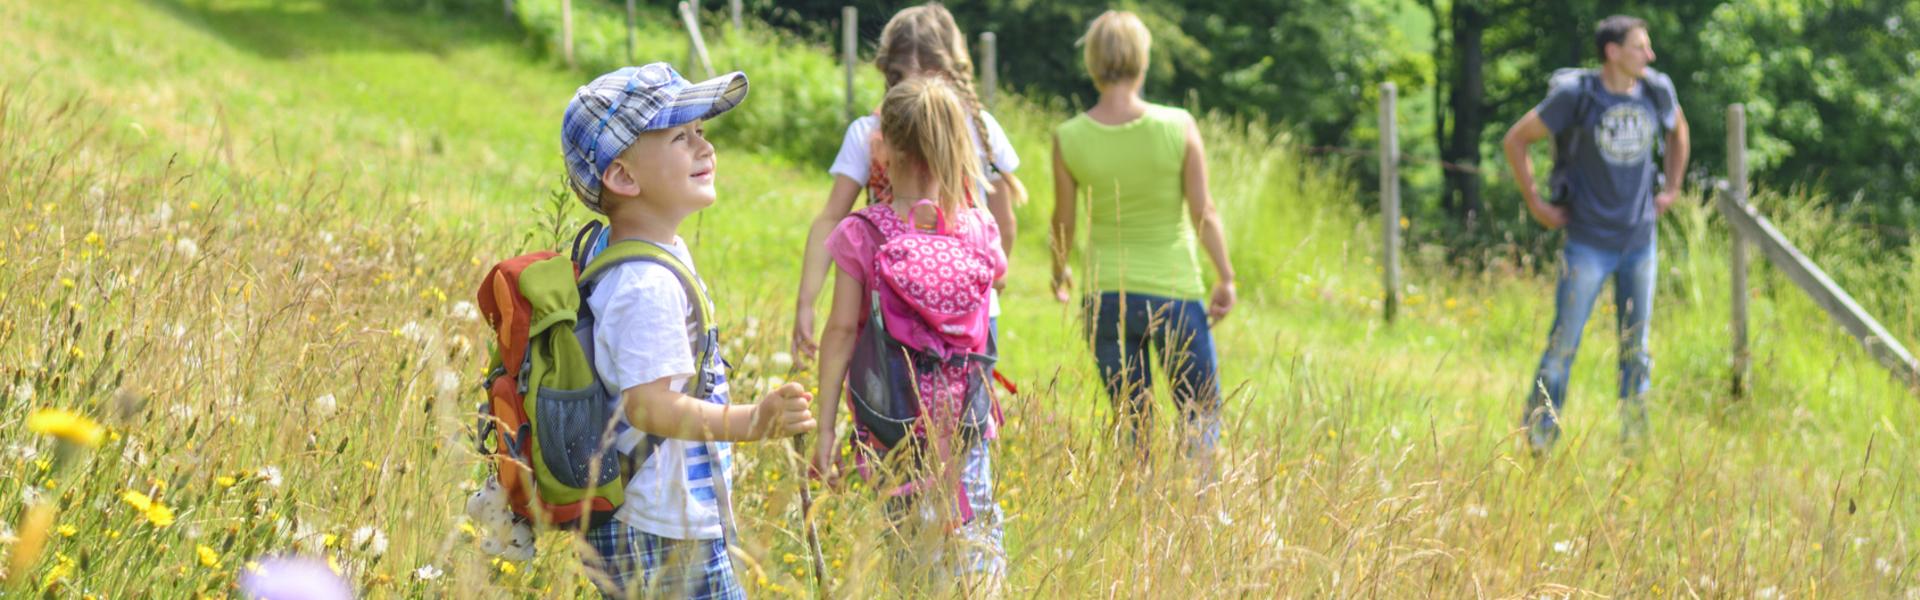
[605,120,717,212]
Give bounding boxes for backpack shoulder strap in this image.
[581,240,717,395]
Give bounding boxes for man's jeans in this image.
[1524,237,1657,451]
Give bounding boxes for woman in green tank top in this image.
[1049,11,1237,473]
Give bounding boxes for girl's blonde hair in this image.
[880,76,984,217]
[1082,10,1152,89]
[875,3,1006,182]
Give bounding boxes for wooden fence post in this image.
[980,32,997,110]
[1379,82,1401,323]
[1728,104,1750,396]
[843,6,857,123]
[560,0,575,69]
[625,0,639,65]
[679,1,715,78]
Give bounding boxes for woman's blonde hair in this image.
[880,76,985,216]
[1081,10,1152,89]
[875,3,1008,182]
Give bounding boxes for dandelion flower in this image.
[174,237,200,259]
[216,475,238,488]
[121,490,175,527]
[56,524,76,537]
[312,394,337,417]
[198,545,222,568]
[350,526,388,556]
[258,466,284,488]
[28,408,104,447]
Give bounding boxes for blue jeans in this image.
[1524,238,1657,450]
[1085,292,1223,468]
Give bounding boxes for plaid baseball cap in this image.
[562,63,749,213]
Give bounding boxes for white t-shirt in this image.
[585,238,732,541]
[829,111,1020,316]
[828,112,1022,206]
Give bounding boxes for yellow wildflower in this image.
[28,408,105,447]
[84,231,102,247]
[121,490,175,527]
[216,475,238,488]
[57,524,77,537]
[198,544,222,568]
[60,277,75,289]
[782,553,798,564]
[497,560,518,575]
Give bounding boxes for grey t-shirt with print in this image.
[1537,67,1679,251]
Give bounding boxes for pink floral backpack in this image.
[844,200,1003,451]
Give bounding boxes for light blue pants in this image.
[1524,237,1657,450]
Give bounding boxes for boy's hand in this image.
[750,382,816,440]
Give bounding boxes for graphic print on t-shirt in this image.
[1596,102,1656,166]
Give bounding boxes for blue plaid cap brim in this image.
[563,64,750,213]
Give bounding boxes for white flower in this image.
[435,369,461,395]
[168,403,198,421]
[5,443,37,462]
[257,466,284,488]
[1551,540,1574,554]
[173,237,200,259]
[451,301,480,322]
[1879,557,1895,575]
[350,526,388,556]
[770,352,794,373]
[397,321,432,345]
[0,520,17,544]
[10,381,33,403]
[153,202,173,224]
[1465,504,1487,518]
[412,564,443,581]
[1756,586,1779,600]
[1695,575,1716,591]
[313,394,337,416]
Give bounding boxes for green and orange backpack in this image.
[473,222,715,528]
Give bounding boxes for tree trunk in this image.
[1443,1,1487,224]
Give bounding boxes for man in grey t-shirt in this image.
[1500,15,1691,454]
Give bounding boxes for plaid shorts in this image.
[581,519,743,600]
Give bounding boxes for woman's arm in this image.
[1181,119,1236,322]
[792,176,864,362]
[1049,135,1077,303]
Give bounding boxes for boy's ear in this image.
[601,159,641,198]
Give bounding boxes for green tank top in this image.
[1055,104,1205,300]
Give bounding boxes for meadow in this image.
[2,0,1917,597]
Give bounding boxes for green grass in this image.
[2,0,1917,597]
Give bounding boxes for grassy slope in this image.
[1,0,1916,597]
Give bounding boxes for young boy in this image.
[561,63,816,599]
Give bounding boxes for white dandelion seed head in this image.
[258,466,284,488]
[435,370,461,395]
[350,526,388,557]
[174,237,200,260]
[451,301,480,322]
[313,394,337,416]
[9,382,33,403]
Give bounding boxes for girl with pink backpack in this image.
[813,75,1008,593]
